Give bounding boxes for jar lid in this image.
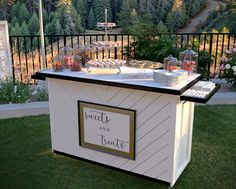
[181,48,198,56]
[164,55,175,61]
[60,45,73,54]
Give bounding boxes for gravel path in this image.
[179,0,225,33]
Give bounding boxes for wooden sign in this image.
[78,101,136,160]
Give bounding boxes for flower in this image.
[225,64,231,69]
[225,49,232,54]
[233,48,236,52]
[232,66,236,72]
[220,56,228,62]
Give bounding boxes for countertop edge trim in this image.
[31,72,202,95]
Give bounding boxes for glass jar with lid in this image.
[164,55,181,71]
[180,48,198,74]
[75,44,92,65]
[71,55,82,71]
[60,46,74,69]
[52,55,63,72]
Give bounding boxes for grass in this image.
[0,105,235,189]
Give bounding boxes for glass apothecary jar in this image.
[75,44,92,65]
[52,55,63,72]
[164,55,181,71]
[60,46,74,69]
[180,48,198,74]
[71,55,82,71]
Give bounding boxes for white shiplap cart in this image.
[32,67,219,187]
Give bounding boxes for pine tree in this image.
[21,21,29,35]
[94,0,112,23]
[76,0,87,28]
[111,0,122,22]
[46,17,60,36]
[43,8,49,24]
[118,0,133,32]
[157,21,168,33]
[10,23,21,36]
[28,12,39,35]
[166,12,175,32]
[11,1,20,19]
[18,4,30,24]
[191,0,201,17]
[88,8,96,29]
[70,6,83,33]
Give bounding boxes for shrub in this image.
[220,43,236,89]
[0,79,31,104]
[198,50,213,79]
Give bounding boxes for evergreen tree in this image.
[88,8,96,29]
[57,1,83,34]
[118,0,133,32]
[28,12,39,35]
[191,0,201,17]
[76,0,87,28]
[10,23,21,35]
[18,4,30,24]
[166,12,175,32]
[111,0,122,22]
[43,8,49,24]
[21,21,29,35]
[157,21,168,33]
[46,17,60,36]
[70,6,83,33]
[20,21,30,51]
[11,1,20,19]
[94,0,112,23]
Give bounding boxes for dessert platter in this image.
[86,59,126,74]
[127,59,163,69]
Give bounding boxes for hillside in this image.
[0,0,208,35]
[199,2,236,33]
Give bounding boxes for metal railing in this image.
[9,33,236,82]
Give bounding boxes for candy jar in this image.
[71,55,82,71]
[180,48,198,74]
[164,55,181,71]
[75,44,92,65]
[52,55,63,72]
[164,55,174,70]
[60,46,74,69]
[169,58,181,71]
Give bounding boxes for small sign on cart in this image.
[78,101,136,160]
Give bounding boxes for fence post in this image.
[114,34,117,59]
[208,34,213,80]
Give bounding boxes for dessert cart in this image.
[32,66,219,187]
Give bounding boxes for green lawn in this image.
[0,105,235,189]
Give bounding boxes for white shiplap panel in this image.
[118,90,148,108]
[136,94,172,127]
[136,118,170,154]
[145,157,168,178]
[131,92,162,114]
[121,130,169,171]
[106,88,135,106]
[47,78,182,185]
[132,145,169,174]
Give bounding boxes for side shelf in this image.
[180,83,220,104]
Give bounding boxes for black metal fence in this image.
[9,33,236,82]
